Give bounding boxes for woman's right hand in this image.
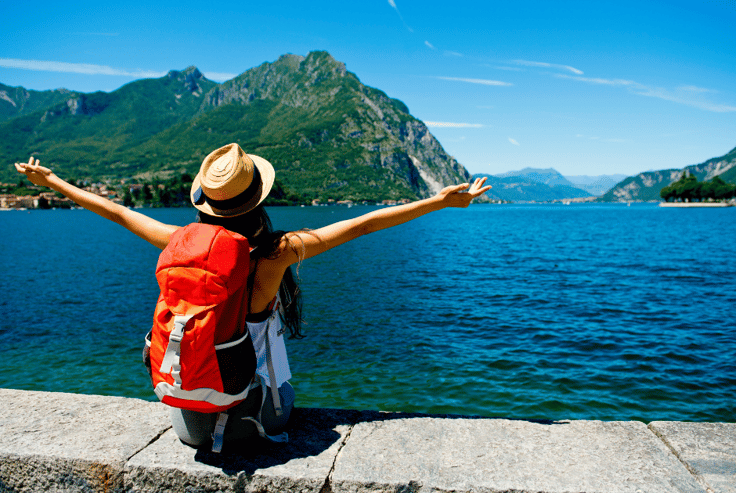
[14,155,178,249]
[14,157,57,189]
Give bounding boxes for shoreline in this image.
[659,201,734,207]
[1,388,734,493]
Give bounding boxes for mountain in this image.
[598,147,736,202]
[1,67,219,178]
[471,167,592,202]
[564,174,628,196]
[495,167,580,188]
[0,84,81,122]
[0,51,469,202]
[473,172,592,202]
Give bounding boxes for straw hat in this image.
[190,143,275,217]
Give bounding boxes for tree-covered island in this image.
[659,172,736,203]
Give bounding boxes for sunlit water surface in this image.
[1,203,733,422]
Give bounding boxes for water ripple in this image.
[1,204,734,421]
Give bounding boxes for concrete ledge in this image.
[1,389,734,493]
[0,389,170,493]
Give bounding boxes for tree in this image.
[156,186,172,207]
[123,188,134,207]
[37,196,51,209]
[709,176,735,201]
[661,173,736,202]
[660,184,675,202]
[677,174,699,202]
[142,184,153,204]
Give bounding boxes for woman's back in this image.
[13,143,490,451]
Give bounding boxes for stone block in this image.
[0,389,170,493]
[650,422,736,493]
[331,413,707,493]
[125,407,359,493]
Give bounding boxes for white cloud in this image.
[435,76,512,86]
[425,40,436,49]
[514,59,583,75]
[633,85,736,112]
[493,66,524,71]
[388,0,413,32]
[444,50,463,57]
[508,138,520,146]
[559,74,736,112]
[443,136,467,143]
[205,72,237,81]
[680,85,716,94]
[425,121,484,128]
[0,58,165,78]
[556,74,635,86]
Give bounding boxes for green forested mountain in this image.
[598,146,736,202]
[1,67,218,178]
[0,84,81,122]
[1,52,469,202]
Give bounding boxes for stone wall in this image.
[0,388,734,493]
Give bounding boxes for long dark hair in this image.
[197,205,304,339]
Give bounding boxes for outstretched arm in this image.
[280,177,491,264]
[15,157,178,249]
[252,177,490,312]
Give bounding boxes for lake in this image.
[0,203,733,422]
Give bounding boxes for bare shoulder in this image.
[250,250,290,312]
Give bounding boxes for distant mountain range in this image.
[2,51,733,204]
[472,168,626,202]
[0,51,468,202]
[564,174,628,196]
[476,153,736,203]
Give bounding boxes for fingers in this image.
[475,185,492,196]
[469,177,488,190]
[467,177,491,197]
[441,183,470,196]
[16,157,37,168]
[15,156,50,177]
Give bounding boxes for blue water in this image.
[1,204,734,422]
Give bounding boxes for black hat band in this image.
[193,167,263,212]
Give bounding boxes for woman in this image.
[14,143,491,448]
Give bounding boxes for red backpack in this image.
[144,223,257,413]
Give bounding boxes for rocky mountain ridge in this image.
[598,146,736,202]
[0,84,80,122]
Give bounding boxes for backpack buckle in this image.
[211,412,228,453]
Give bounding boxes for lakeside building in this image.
[0,188,121,210]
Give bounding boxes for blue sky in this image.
[1,0,734,177]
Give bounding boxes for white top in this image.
[246,298,292,388]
